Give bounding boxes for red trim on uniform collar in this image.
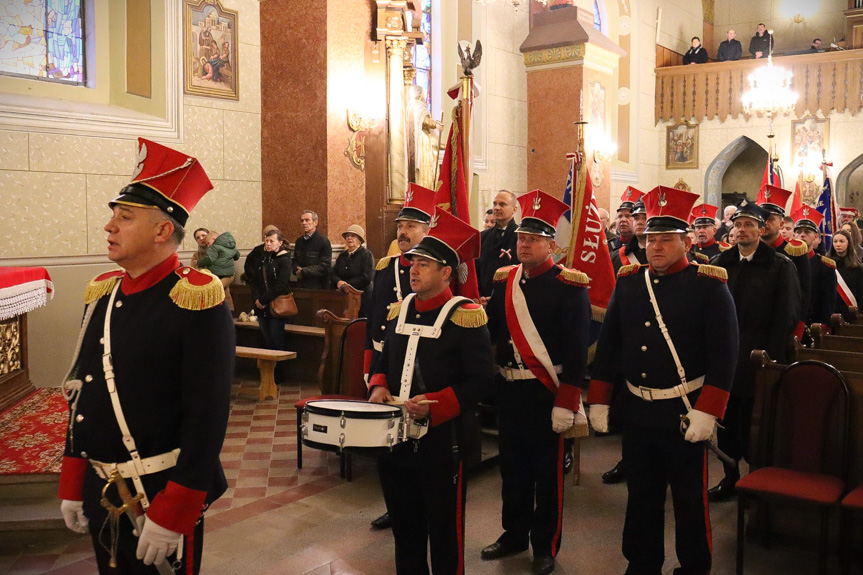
[699,237,717,248]
[523,257,555,278]
[649,256,689,277]
[414,287,453,312]
[770,236,784,249]
[807,249,816,258]
[399,255,411,267]
[121,254,181,295]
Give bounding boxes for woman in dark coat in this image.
[683,37,709,64]
[830,229,863,314]
[331,224,374,316]
[248,229,293,351]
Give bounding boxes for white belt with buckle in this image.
[372,340,383,352]
[90,448,180,480]
[626,375,705,401]
[498,364,563,381]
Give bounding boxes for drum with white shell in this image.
[302,399,405,454]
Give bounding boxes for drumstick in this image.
[385,399,439,406]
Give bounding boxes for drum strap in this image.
[394,294,469,401]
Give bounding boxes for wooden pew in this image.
[235,346,297,401]
[792,340,863,372]
[830,313,863,337]
[810,324,863,353]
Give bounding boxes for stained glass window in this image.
[411,0,432,110]
[0,0,85,84]
[593,0,602,32]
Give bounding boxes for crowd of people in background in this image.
[684,22,828,65]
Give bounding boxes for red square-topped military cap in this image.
[516,189,569,238]
[756,184,792,216]
[643,185,699,234]
[618,186,644,213]
[396,183,437,224]
[791,204,824,232]
[406,208,480,268]
[689,203,719,226]
[110,138,213,227]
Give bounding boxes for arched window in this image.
[593,0,602,32]
[412,0,432,110]
[0,0,85,84]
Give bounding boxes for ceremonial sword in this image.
[679,415,737,467]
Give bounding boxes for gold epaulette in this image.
[449,303,488,328]
[386,301,402,321]
[617,263,645,278]
[375,256,393,271]
[820,255,837,269]
[556,266,590,287]
[697,264,728,282]
[493,265,516,282]
[84,270,124,304]
[695,251,710,263]
[718,241,731,252]
[785,239,808,257]
[169,267,225,310]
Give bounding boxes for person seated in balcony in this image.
[749,23,773,59]
[683,37,708,64]
[717,29,742,61]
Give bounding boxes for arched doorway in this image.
[836,154,863,212]
[704,136,771,208]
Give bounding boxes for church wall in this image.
[0,0,263,388]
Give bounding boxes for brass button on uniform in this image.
[76,414,84,422]
[641,373,647,379]
[85,375,93,382]
[641,346,647,351]
[644,321,651,327]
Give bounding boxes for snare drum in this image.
[302,400,405,454]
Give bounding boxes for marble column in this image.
[387,37,408,202]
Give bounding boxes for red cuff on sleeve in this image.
[694,385,731,420]
[820,324,830,335]
[793,321,805,342]
[425,387,460,426]
[586,380,614,405]
[146,481,207,536]
[369,373,388,390]
[363,349,372,375]
[58,456,88,501]
[554,383,581,411]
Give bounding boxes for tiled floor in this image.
[0,378,856,574]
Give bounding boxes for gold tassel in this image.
[821,255,836,269]
[697,264,728,282]
[493,266,515,283]
[785,239,808,257]
[386,301,402,321]
[556,267,590,287]
[375,256,392,271]
[590,305,606,323]
[449,306,488,328]
[718,242,731,252]
[617,263,644,277]
[84,273,121,304]
[695,252,709,263]
[169,271,225,310]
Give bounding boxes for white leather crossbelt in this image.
[498,364,563,381]
[90,448,180,480]
[372,340,384,352]
[626,376,705,401]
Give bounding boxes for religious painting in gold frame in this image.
[791,116,829,170]
[183,0,239,101]
[666,122,698,169]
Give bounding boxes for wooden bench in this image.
[235,346,297,401]
[810,324,863,353]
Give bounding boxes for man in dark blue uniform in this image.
[689,203,730,263]
[363,182,436,530]
[611,199,648,273]
[608,187,644,252]
[369,208,492,575]
[588,185,739,575]
[58,139,234,574]
[478,189,520,298]
[708,202,801,501]
[481,190,591,575]
[792,205,837,329]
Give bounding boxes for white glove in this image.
[60,499,89,534]
[551,407,575,433]
[683,409,717,443]
[589,404,609,433]
[136,517,181,566]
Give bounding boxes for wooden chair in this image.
[841,485,863,575]
[294,318,367,479]
[736,361,850,575]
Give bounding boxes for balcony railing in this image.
[655,49,863,124]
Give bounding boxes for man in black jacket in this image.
[292,210,332,289]
[749,23,773,58]
[243,224,279,283]
[792,206,837,329]
[717,29,742,61]
[708,202,801,501]
[478,190,519,298]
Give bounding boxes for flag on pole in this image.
[759,153,776,191]
[815,164,840,252]
[790,180,802,215]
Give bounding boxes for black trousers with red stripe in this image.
[378,428,467,575]
[497,378,565,558]
[621,426,711,575]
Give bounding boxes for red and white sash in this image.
[504,265,560,395]
[837,270,858,308]
[618,246,632,266]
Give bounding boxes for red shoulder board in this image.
[696,264,728,282]
[169,268,225,310]
[617,263,646,278]
[94,270,124,282]
[84,270,124,304]
[556,265,590,287]
[459,302,482,310]
[449,303,488,328]
[820,255,836,269]
[718,241,731,251]
[784,238,808,257]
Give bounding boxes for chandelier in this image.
[741,57,797,118]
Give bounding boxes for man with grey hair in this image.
[478,190,520,298]
[293,210,332,289]
[717,29,742,61]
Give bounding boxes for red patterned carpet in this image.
[0,387,66,475]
